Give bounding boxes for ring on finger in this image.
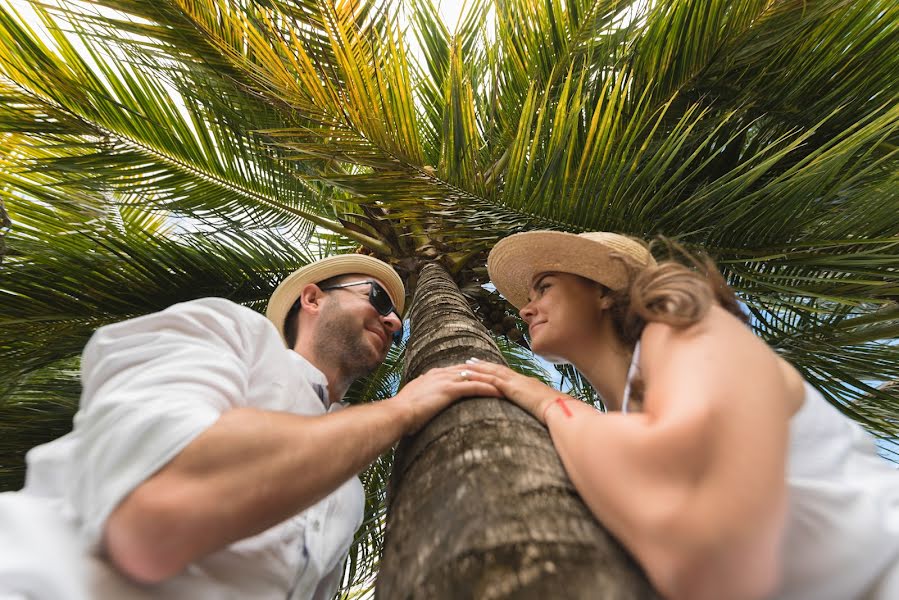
[459,370,470,381]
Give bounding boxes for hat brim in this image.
[487,231,644,309]
[266,254,405,346]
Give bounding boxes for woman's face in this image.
[519,272,605,363]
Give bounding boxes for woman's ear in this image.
[596,290,613,310]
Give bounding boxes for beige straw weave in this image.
[487,231,655,309]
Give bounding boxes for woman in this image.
[462,231,899,600]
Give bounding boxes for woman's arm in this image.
[466,308,795,600]
[543,395,741,599]
[543,399,785,600]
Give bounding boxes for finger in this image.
[459,362,493,375]
[455,381,503,398]
[462,368,506,385]
[443,362,474,371]
[445,369,469,382]
[463,361,509,377]
[460,371,510,395]
[440,365,479,377]
[421,366,468,379]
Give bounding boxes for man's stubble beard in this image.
[314,304,383,385]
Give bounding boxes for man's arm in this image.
[103,368,497,584]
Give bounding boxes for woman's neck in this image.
[570,323,634,411]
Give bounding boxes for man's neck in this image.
[292,345,350,407]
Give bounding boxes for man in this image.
[0,254,497,599]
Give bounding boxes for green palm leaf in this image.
[1,0,897,593]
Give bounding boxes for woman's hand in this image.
[390,365,502,434]
[460,359,563,424]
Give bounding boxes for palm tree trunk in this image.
[377,263,658,599]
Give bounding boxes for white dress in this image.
[0,298,364,600]
[623,342,899,600]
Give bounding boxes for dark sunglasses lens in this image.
[369,283,394,316]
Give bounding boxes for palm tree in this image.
[377,262,656,597]
[1,0,897,596]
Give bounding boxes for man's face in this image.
[312,275,402,380]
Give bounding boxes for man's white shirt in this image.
[0,298,364,599]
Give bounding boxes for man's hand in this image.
[458,359,564,424]
[388,365,502,435]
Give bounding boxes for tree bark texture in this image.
[376,263,657,599]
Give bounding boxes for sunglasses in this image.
[319,280,404,345]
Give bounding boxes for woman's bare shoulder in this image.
[637,306,725,367]
[640,305,761,361]
[639,306,800,415]
[774,356,805,416]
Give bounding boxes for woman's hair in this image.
[603,237,749,349]
[596,237,748,411]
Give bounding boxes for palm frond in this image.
[0,177,324,378]
[0,3,379,243]
[0,358,81,491]
[0,4,897,592]
[338,339,404,595]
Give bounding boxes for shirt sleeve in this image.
[310,561,344,600]
[67,298,265,549]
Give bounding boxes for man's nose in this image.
[383,311,403,333]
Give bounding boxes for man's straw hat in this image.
[266,254,405,345]
[487,231,656,309]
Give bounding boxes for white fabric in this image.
[777,383,899,600]
[621,345,899,599]
[0,298,364,600]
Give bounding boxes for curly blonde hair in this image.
[598,238,748,410]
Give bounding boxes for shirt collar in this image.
[287,351,348,410]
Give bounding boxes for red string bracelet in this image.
[542,396,573,423]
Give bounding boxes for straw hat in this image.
[487,231,656,309]
[266,254,405,345]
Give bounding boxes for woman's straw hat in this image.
[487,231,656,309]
[266,254,405,345]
